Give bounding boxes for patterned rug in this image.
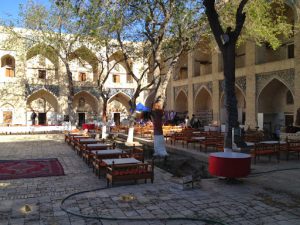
[0,158,65,180]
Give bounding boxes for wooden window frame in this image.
[113,74,120,83]
[38,70,47,79]
[78,72,87,82]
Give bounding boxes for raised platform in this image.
[0,125,73,134]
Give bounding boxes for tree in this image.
[129,0,203,155]
[84,0,156,142]
[203,0,293,151]
[2,0,89,125]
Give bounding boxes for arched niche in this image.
[108,92,131,112]
[26,89,59,125]
[73,91,99,113]
[1,54,15,77]
[108,92,131,124]
[175,91,188,113]
[194,88,212,112]
[26,44,59,78]
[69,46,98,81]
[220,86,246,125]
[27,89,58,113]
[257,78,294,131]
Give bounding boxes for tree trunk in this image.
[101,98,108,139]
[222,43,238,151]
[151,68,173,157]
[152,107,168,157]
[65,63,75,126]
[126,97,137,143]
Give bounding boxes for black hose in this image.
[249,167,300,177]
[60,186,227,225]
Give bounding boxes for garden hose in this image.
[60,186,227,225]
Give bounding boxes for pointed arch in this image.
[194,86,212,112]
[0,103,14,110]
[257,78,295,132]
[69,46,98,74]
[26,44,59,68]
[1,54,15,68]
[26,89,59,112]
[73,91,99,113]
[175,90,188,113]
[257,78,294,113]
[108,92,131,112]
[109,51,132,73]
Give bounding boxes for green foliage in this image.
[216,0,294,49]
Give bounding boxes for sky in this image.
[0,0,50,21]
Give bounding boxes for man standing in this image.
[31,110,37,125]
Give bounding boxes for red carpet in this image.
[0,158,65,180]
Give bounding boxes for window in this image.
[113,74,120,83]
[5,57,13,66]
[179,67,188,80]
[5,68,14,77]
[286,90,294,105]
[78,72,87,81]
[126,74,133,83]
[288,44,294,59]
[38,70,46,79]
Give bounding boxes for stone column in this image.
[245,40,257,129]
[187,51,195,118]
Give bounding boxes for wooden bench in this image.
[252,143,280,164]
[106,160,154,187]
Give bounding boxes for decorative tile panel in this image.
[193,82,212,96]
[256,69,295,97]
[174,85,188,100]
[219,76,246,95]
[108,88,135,98]
[25,84,60,97]
[74,86,101,98]
[236,76,246,93]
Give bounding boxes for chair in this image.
[253,143,280,164]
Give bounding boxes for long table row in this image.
[65,132,154,187]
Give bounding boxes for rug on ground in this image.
[0,158,65,180]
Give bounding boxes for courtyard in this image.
[0,134,300,225]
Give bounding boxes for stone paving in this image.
[0,134,300,225]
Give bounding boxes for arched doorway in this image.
[220,87,246,125]
[194,88,213,126]
[175,91,188,113]
[73,91,99,126]
[258,79,294,134]
[174,91,188,123]
[108,92,131,125]
[27,90,59,125]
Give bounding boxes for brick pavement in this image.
[0,134,300,225]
